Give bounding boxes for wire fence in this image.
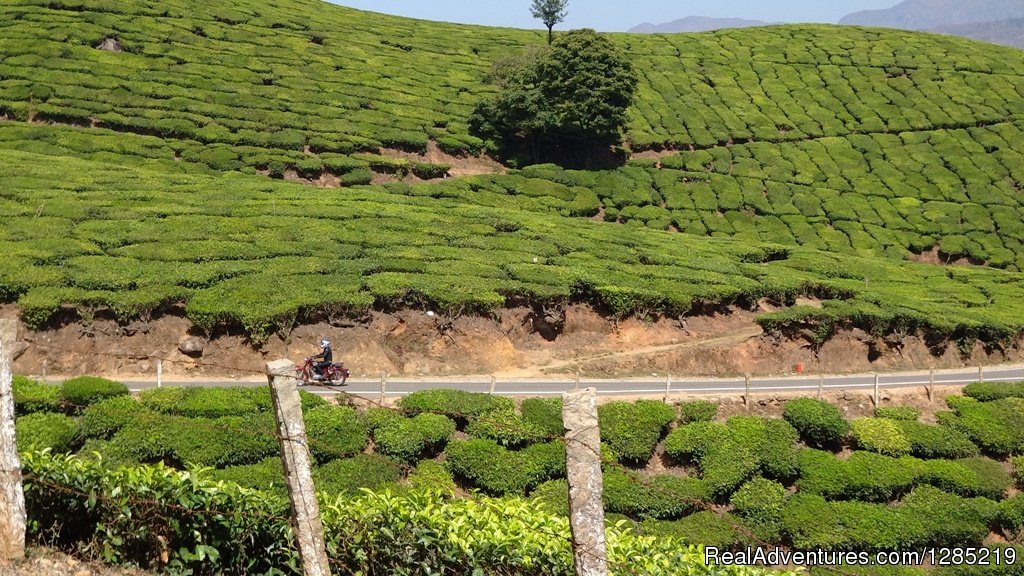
[11,342,1008,575]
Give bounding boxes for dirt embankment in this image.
[4,303,1021,380]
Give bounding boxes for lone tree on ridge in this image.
[531,0,569,45]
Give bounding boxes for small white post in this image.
[818,375,824,399]
[379,372,387,405]
[156,359,163,388]
[489,375,496,395]
[978,365,984,383]
[873,374,880,406]
[928,368,935,403]
[575,370,580,391]
[664,375,672,404]
[41,360,47,384]
[744,374,750,409]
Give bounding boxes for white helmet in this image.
[320,339,331,347]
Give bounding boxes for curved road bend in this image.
[122,364,1024,398]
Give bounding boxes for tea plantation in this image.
[14,376,1024,574]
[3,0,1024,347]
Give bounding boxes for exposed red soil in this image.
[4,303,1021,381]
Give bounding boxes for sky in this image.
[328,1,901,32]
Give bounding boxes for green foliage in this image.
[405,460,457,495]
[107,412,279,469]
[12,376,60,415]
[1014,455,1024,487]
[472,29,637,162]
[782,487,997,552]
[313,454,403,495]
[642,512,751,550]
[731,478,786,524]
[874,406,920,421]
[603,467,710,520]
[59,376,128,411]
[520,397,564,436]
[398,389,513,425]
[373,413,456,463]
[783,398,850,448]
[963,381,1024,402]
[899,420,980,459]
[303,406,369,463]
[16,412,78,453]
[77,395,144,440]
[942,396,1024,456]
[466,409,547,448]
[598,400,675,465]
[679,400,718,423]
[445,438,565,496]
[851,418,912,457]
[208,457,286,496]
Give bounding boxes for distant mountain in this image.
[931,18,1024,48]
[629,16,771,34]
[839,0,1024,30]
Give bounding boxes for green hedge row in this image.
[398,389,513,425]
[963,381,1024,402]
[852,418,979,459]
[797,449,1011,502]
[445,438,566,496]
[783,487,997,551]
[599,400,675,465]
[942,396,1024,456]
[21,451,726,576]
[783,398,849,448]
[373,412,456,463]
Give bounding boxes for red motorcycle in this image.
[296,357,350,385]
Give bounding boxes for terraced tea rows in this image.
[3,149,1024,345]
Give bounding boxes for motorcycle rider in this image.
[311,338,333,377]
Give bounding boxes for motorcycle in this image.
[296,357,350,385]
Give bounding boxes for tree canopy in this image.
[470,29,638,168]
[530,0,569,45]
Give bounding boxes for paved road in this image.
[123,364,1024,398]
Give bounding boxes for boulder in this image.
[178,337,205,357]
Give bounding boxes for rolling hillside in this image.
[2,0,1024,351]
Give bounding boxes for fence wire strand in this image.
[10,344,950,576]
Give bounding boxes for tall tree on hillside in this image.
[531,0,569,45]
[470,29,637,167]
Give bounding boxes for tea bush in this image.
[598,400,675,465]
[16,412,78,453]
[59,376,128,411]
[399,390,513,425]
[874,406,920,421]
[520,397,564,436]
[304,406,369,463]
[851,418,912,457]
[77,395,145,440]
[313,454,403,495]
[12,376,60,415]
[466,409,547,448]
[679,400,717,423]
[445,438,565,496]
[373,413,456,463]
[783,398,850,448]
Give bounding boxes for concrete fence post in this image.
[489,375,496,395]
[157,359,163,388]
[562,388,608,576]
[744,374,750,409]
[818,375,824,399]
[873,374,880,406]
[266,359,331,576]
[379,371,387,405]
[978,365,984,383]
[0,319,26,561]
[663,375,672,404]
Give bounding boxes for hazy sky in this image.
[328,1,900,31]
